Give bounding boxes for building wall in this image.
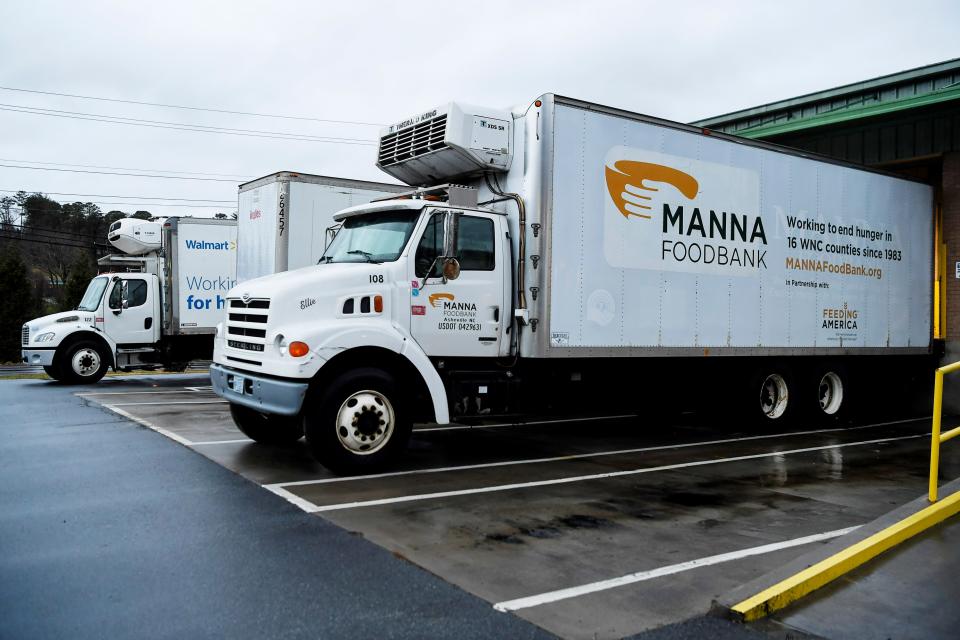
[941,153,960,411]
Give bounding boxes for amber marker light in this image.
[374,295,383,313]
[288,341,310,357]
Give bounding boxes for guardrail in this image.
[929,360,960,502]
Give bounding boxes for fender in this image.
[313,325,450,424]
[54,329,118,369]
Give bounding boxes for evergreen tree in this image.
[63,255,96,311]
[0,246,35,362]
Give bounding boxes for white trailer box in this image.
[538,98,933,355]
[163,217,238,334]
[236,172,406,282]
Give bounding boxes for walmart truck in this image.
[210,95,935,473]
[22,217,237,383]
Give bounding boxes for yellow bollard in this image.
[929,369,943,503]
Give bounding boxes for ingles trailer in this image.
[236,172,406,282]
[211,95,935,473]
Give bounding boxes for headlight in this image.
[275,334,287,356]
[35,332,55,343]
[215,322,223,338]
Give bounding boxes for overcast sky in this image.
[1,0,958,218]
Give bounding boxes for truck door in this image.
[410,210,507,357]
[103,275,159,345]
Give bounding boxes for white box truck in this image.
[210,95,935,473]
[237,172,405,282]
[22,217,237,383]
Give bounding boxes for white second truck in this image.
[22,217,237,383]
[211,95,935,473]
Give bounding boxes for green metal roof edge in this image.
[692,57,960,127]
[728,84,960,139]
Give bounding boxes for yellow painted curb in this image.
[732,489,960,621]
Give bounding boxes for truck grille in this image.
[226,298,270,352]
[378,114,447,167]
[22,325,30,346]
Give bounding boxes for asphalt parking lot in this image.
[69,373,959,639]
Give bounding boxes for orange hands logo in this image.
[605,161,699,220]
[428,292,455,307]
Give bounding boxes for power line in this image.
[0,85,385,127]
[13,200,233,209]
[0,159,252,180]
[0,103,376,145]
[0,189,234,203]
[0,164,241,182]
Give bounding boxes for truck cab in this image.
[22,273,161,383]
[211,188,513,472]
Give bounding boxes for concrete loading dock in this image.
[68,374,958,639]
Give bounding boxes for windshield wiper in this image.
[318,256,333,264]
[346,250,381,263]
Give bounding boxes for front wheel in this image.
[43,365,62,381]
[59,341,109,384]
[304,368,411,475]
[229,404,303,444]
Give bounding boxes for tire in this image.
[43,365,62,381]
[747,367,798,426]
[59,341,109,384]
[304,368,411,475]
[229,403,303,445]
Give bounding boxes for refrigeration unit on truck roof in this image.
[376,102,514,185]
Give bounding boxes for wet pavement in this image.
[0,376,551,640]
[61,374,960,639]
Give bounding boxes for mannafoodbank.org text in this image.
[785,257,882,280]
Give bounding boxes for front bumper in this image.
[210,363,309,417]
[22,349,55,367]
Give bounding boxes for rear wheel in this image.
[813,365,851,422]
[747,368,797,425]
[229,404,303,444]
[60,341,109,384]
[304,368,411,475]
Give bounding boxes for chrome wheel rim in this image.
[335,389,394,455]
[71,348,101,377]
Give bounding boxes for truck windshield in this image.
[321,210,420,264]
[77,276,109,312]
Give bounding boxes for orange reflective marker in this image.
[374,295,383,313]
[288,341,310,357]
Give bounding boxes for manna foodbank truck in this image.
[210,95,935,473]
[22,217,237,383]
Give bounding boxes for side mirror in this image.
[442,258,461,281]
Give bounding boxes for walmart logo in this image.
[185,239,236,251]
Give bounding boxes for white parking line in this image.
[190,438,255,446]
[300,434,926,513]
[106,400,228,406]
[76,389,212,396]
[417,414,639,432]
[269,417,927,489]
[492,525,861,612]
[104,405,195,446]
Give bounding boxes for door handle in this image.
[478,337,497,343]
[492,306,499,322]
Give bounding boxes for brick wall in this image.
[944,153,960,342]
[939,153,960,411]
